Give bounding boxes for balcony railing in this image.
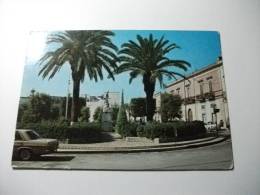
[182,92,216,104]
[183,97,195,104]
[204,92,215,100]
[196,94,206,102]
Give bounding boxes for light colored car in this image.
[204,122,217,131]
[13,129,59,161]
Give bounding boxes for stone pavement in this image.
[58,134,229,153]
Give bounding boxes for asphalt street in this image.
[12,140,233,170]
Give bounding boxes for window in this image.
[201,105,206,109]
[200,83,204,95]
[176,88,180,94]
[209,80,213,92]
[210,103,216,108]
[15,132,22,141]
[26,131,40,140]
[185,84,190,98]
[202,113,206,123]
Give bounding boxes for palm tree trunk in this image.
[143,74,155,121]
[145,90,155,121]
[71,78,80,123]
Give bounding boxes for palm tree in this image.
[38,31,118,123]
[117,34,190,121]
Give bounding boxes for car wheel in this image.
[19,149,32,161]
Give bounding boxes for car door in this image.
[14,131,24,149]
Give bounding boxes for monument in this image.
[101,91,113,131]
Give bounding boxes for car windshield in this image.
[26,131,41,140]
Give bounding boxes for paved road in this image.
[12,140,233,170]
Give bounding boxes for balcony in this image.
[205,92,215,101]
[183,97,195,104]
[196,94,206,102]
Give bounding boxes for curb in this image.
[57,136,228,154]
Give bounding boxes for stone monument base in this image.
[101,111,113,131]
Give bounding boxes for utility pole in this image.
[65,78,70,120]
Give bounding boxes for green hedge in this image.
[128,120,206,140]
[16,121,102,143]
[124,122,138,137]
[143,120,206,139]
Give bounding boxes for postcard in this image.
[12,30,233,170]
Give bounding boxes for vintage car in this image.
[204,122,217,131]
[13,129,59,160]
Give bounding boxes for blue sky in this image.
[21,30,221,103]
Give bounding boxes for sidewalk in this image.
[58,135,229,153]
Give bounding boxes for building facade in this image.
[154,57,230,128]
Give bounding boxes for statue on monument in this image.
[101,91,113,131]
[103,91,110,111]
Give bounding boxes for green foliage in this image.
[115,105,128,136]
[19,91,68,123]
[129,97,156,120]
[118,34,190,121]
[79,107,90,122]
[38,31,119,122]
[111,105,119,125]
[124,122,138,137]
[31,92,52,120]
[97,108,103,124]
[161,93,183,122]
[16,121,102,143]
[136,124,145,137]
[130,98,146,119]
[66,123,102,143]
[143,121,206,140]
[93,107,102,122]
[21,109,38,124]
[17,103,28,122]
[50,105,60,120]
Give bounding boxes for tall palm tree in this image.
[38,31,118,123]
[118,34,190,121]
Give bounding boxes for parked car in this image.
[13,129,59,161]
[204,122,217,131]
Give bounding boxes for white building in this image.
[154,57,230,128]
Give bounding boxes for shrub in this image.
[136,124,145,137]
[142,120,206,140]
[115,106,128,136]
[124,122,138,137]
[16,121,102,143]
[66,122,102,143]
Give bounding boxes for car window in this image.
[26,131,40,140]
[15,132,22,140]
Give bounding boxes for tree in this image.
[93,107,102,122]
[118,34,190,121]
[130,98,146,120]
[21,91,52,123]
[111,105,119,125]
[17,103,28,122]
[115,90,127,135]
[161,93,183,122]
[50,105,60,120]
[130,97,156,121]
[115,105,127,136]
[38,31,118,123]
[79,107,90,122]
